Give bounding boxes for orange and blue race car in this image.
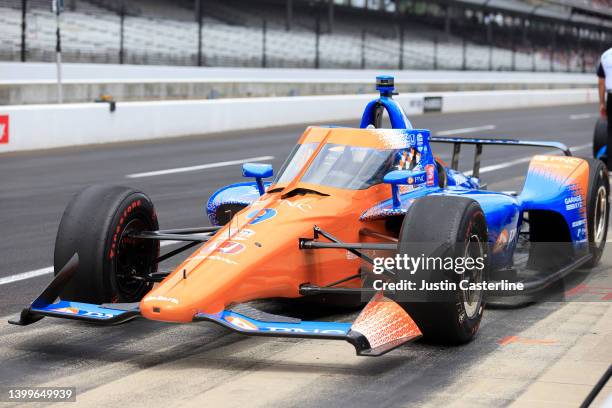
[9,76,610,356]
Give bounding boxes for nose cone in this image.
[140,294,200,323]
[139,192,359,323]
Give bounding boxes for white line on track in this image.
[569,113,598,120]
[126,156,275,178]
[0,240,181,286]
[0,143,595,287]
[0,266,54,286]
[435,125,496,136]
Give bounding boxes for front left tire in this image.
[54,185,159,303]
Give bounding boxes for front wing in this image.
[8,254,422,357]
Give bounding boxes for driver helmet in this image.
[394,147,421,170]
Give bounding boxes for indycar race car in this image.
[9,76,610,356]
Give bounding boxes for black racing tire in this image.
[583,158,609,267]
[436,159,448,188]
[593,118,607,161]
[54,185,159,303]
[396,196,489,344]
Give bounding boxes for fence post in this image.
[433,36,438,70]
[487,19,493,70]
[462,37,467,70]
[21,0,27,62]
[286,0,292,31]
[565,31,571,73]
[549,25,555,72]
[444,5,451,40]
[328,0,334,34]
[197,0,203,66]
[262,19,267,68]
[315,11,320,69]
[361,29,366,69]
[578,36,584,73]
[54,3,62,104]
[399,24,404,70]
[549,45,554,72]
[119,1,125,64]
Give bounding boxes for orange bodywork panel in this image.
[140,127,411,322]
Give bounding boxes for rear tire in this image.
[593,118,607,161]
[397,196,488,344]
[584,158,609,267]
[54,185,159,303]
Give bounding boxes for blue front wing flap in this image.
[30,299,137,322]
[195,309,352,339]
[9,298,140,326]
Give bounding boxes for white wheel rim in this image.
[462,234,484,319]
[594,183,607,246]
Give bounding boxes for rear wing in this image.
[429,137,572,179]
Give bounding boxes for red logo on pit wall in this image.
[0,115,8,144]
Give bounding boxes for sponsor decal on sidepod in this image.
[216,241,245,255]
[234,228,255,241]
[248,208,277,225]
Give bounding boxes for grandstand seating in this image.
[0,0,591,71]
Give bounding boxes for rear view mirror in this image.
[242,163,273,195]
[383,170,426,208]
